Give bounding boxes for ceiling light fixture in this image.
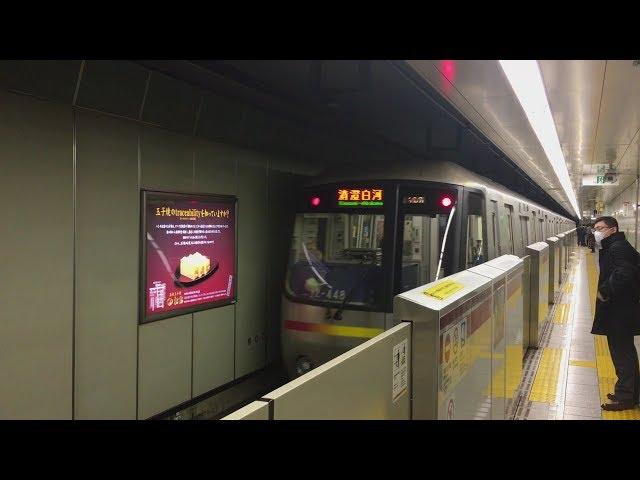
[498,60,581,218]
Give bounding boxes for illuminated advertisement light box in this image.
[140,190,237,324]
[336,187,384,207]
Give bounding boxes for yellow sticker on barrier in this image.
[423,280,465,300]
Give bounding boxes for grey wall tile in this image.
[142,72,200,134]
[138,314,192,419]
[140,126,193,192]
[196,91,246,144]
[193,306,235,397]
[193,140,238,195]
[74,111,139,419]
[0,60,81,103]
[75,60,149,118]
[235,155,269,377]
[0,91,73,418]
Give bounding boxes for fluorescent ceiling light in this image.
[499,60,580,218]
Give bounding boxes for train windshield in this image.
[285,213,385,308]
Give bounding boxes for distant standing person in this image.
[590,216,640,411]
[577,225,585,246]
[586,226,596,253]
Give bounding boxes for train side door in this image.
[461,189,487,269]
[489,199,501,259]
[393,185,461,296]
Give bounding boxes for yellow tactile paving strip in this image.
[529,347,563,403]
[553,303,570,325]
[569,360,597,368]
[586,250,640,420]
[562,282,574,295]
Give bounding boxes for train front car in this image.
[281,182,390,378]
[281,178,462,378]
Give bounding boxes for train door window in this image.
[401,214,450,290]
[464,190,486,268]
[520,215,529,251]
[466,215,484,267]
[286,212,385,309]
[491,200,500,257]
[505,204,515,254]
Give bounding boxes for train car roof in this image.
[306,160,572,221]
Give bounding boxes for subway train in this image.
[281,160,574,378]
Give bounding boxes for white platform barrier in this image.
[221,400,270,420]
[224,255,527,420]
[525,242,550,347]
[545,236,561,302]
[223,323,412,420]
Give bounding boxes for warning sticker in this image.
[392,339,408,403]
[423,280,465,300]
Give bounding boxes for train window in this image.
[491,200,500,257]
[466,215,484,267]
[285,213,385,308]
[520,215,529,251]
[532,211,537,242]
[400,214,447,290]
[505,204,515,254]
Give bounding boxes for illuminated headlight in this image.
[295,356,313,376]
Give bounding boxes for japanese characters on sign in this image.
[337,187,384,207]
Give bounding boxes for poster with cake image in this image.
[142,191,236,323]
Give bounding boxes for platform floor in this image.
[512,246,640,420]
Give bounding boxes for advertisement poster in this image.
[141,191,236,323]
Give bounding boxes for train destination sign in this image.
[141,190,237,323]
[337,187,384,207]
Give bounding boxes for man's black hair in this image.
[594,216,619,231]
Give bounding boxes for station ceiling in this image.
[141,60,611,219]
[408,60,640,217]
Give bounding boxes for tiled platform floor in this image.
[513,246,640,420]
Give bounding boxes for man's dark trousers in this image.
[607,332,640,403]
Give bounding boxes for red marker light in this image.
[441,196,453,208]
[311,196,321,207]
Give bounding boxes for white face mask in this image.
[594,231,606,243]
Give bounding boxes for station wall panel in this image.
[75,60,149,118]
[0,91,74,418]
[140,126,194,192]
[138,314,192,419]
[235,155,269,377]
[193,140,238,196]
[142,71,201,135]
[196,91,247,144]
[193,307,235,397]
[74,111,139,419]
[0,60,81,104]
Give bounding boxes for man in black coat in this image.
[576,225,583,246]
[590,216,640,411]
